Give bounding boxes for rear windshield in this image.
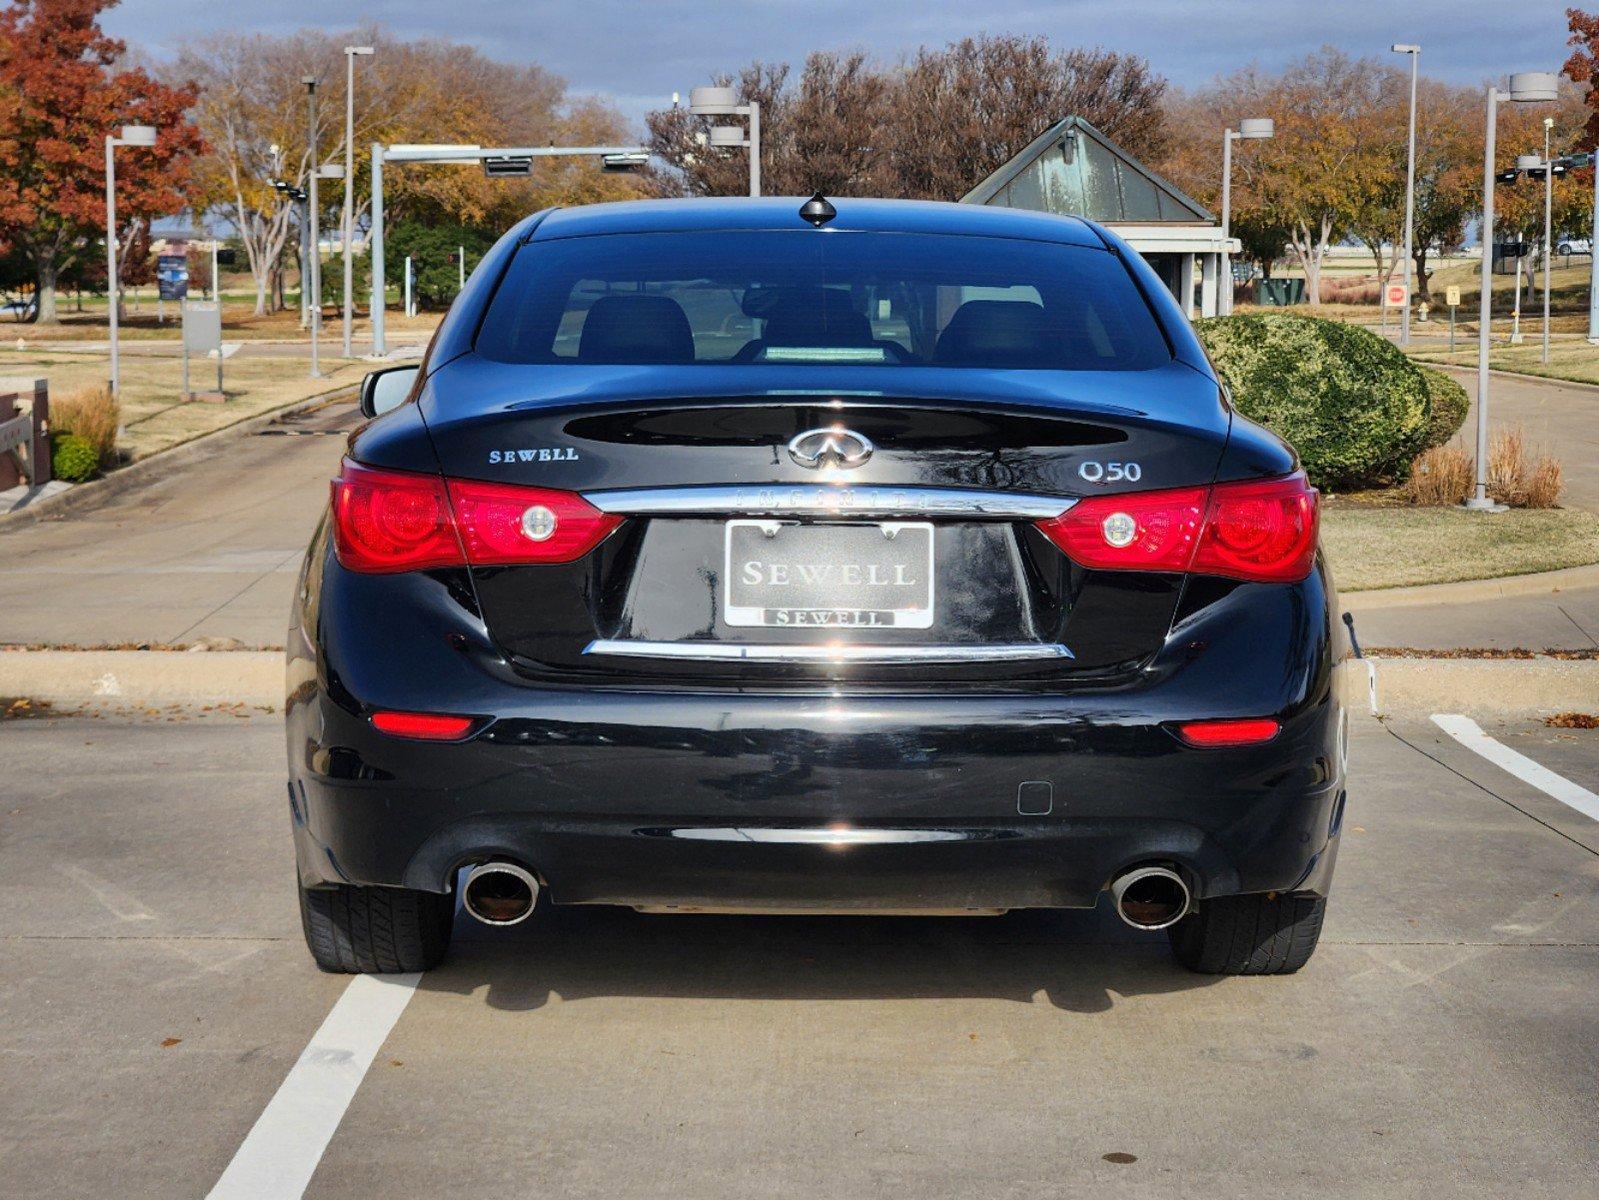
[474,230,1169,371]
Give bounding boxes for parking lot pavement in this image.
[0,400,355,647]
[2,713,1596,1198]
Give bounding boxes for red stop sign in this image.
[1386,283,1408,307]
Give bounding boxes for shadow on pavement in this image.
[420,897,1220,1013]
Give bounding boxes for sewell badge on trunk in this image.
[723,520,934,629]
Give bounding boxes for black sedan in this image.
[287,196,1349,976]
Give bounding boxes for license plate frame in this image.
[722,519,935,630]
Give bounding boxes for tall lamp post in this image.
[1470,71,1559,512]
[341,45,374,359]
[1542,117,1555,365]
[1392,44,1420,344]
[104,124,158,397]
[303,76,326,379]
[1220,118,1273,315]
[688,86,760,196]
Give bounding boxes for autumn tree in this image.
[1158,75,1293,281]
[0,0,203,323]
[174,28,644,315]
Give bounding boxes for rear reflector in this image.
[1036,473,1318,583]
[332,459,621,573]
[1174,718,1281,747]
[370,710,477,740]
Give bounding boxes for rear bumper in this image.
[287,538,1350,911]
[288,675,1347,911]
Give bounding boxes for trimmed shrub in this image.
[1416,365,1469,450]
[51,432,99,482]
[50,384,120,467]
[1194,313,1432,488]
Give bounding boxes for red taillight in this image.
[331,459,621,573]
[332,461,461,573]
[1195,474,1319,583]
[446,478,621,566]
[1036,473,1318,584]
[1036,485,1207,573]
[1174,718,1281,747]
[370,710,478,740]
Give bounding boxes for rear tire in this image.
[1167,892,1326,975]
[299,882,454,973]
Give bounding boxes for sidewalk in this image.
[0,399,355,647]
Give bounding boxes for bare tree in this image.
[648,37,1167,201]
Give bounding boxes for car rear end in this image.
[287,199,1351,975]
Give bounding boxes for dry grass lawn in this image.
[1322,502,1599,591]
[0,348,368,461]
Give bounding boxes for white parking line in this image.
[207,973,421,1199]
[1432,714,1599,823]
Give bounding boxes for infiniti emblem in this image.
[787,426,874,470]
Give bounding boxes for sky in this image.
[108,0,1579,129]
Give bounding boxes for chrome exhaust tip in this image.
[1110,866,1191,931]
[462,861,540,926]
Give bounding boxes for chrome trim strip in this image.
[582,484,1075,521]
[660,827,969,845]
[582,639,1074,663]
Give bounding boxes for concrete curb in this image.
[0,381,358,533]
[1428,359,1599,395]
[0,650,281,709]
[1368,656,1599,717]
[3,649,1594,721]
[1343,562,1599,610]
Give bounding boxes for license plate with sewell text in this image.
[722,520,935,629]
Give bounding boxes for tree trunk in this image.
[34,253,58,324]
[1413,245,1431,303]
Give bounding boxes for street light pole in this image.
[1221,128,1233,313]
[1543,117,1554,365]
[304,76,323,380]
[342,46,373,360]
[1470,72,1560,512]
[1589,138,1599,344]
[1393,45,1421,344]
[103,124,158,398]
[1219,118,1273,317]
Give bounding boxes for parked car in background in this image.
[1556,238,1592,256]
[287,197,1350,979]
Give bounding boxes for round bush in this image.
[1194,313,1432,488]
[1416,365,1469,450]
[51,432,99,483]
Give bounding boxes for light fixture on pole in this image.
[1220,118,1273,315]
[103,124,158,399]
[1392,44,1421,344]
[1470,71,1559,512]
[688,86,760,197]
[341,45,374,360]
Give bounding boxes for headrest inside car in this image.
[934,300,1059,368]
[578,295,695,364]
[757,288,875,347]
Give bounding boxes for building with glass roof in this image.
[961,116,1237,318]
